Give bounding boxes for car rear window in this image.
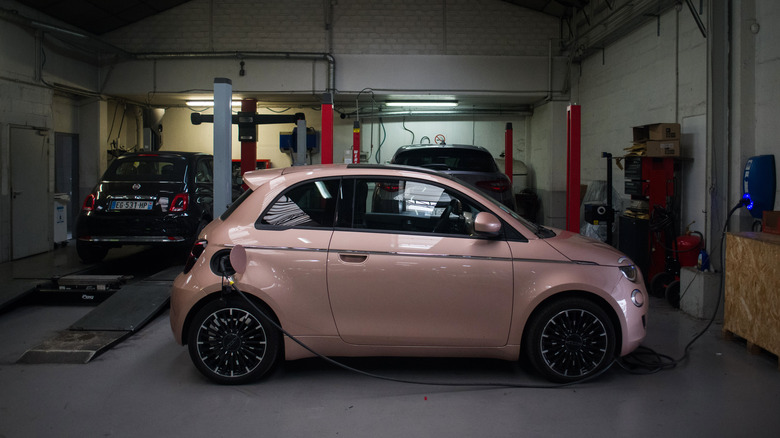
[104,156,186,182]
[393,148,498,172]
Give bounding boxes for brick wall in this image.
[104,0,558,56]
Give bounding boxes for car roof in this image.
[243,163,461,191]
[115,151,211,159]
[394,144,492,153]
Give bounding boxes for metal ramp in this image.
[17,266,181,364]
[36,274,132,303]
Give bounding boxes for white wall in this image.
[731,0,780,231]
[571,5,708,238]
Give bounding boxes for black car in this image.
[390,144,516,209]
[75,151,215,263]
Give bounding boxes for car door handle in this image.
[339,253,368,263]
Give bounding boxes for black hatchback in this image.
[75,151,215,263]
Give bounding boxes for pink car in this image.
[170,164,647,384]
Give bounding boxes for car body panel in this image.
[170,164,647,366]
[327,231,513,347]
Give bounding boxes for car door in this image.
[326,177,514,347]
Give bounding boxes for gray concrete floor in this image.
[1,243,779,437]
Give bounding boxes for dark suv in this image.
[75,151,214,263]
[390,144,515,209]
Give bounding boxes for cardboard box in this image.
[633,123,681,142]
[644,140,680,157]
[764,211,780,235]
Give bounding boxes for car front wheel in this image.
[187,297,281,385]
[525,297,616,383]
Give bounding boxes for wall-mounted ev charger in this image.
[742,155,776,219]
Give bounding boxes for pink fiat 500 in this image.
[170,164,647,384]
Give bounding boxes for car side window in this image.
[346,177,481,236]
[258,179,339,228]
[195,158,213,184]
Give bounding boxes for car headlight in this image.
[619,265,638,283]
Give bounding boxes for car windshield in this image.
[104,156,186,182]
[393,148,498,172]
[458,179,554,238]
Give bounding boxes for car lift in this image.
[17,267,179,364]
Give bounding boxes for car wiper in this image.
[535,224,556,238]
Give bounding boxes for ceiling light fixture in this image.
[186,100,244,107]
[385,101,458,108]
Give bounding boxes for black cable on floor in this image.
[224,278,613,389]
[616,199,747,375]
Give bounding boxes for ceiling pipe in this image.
[340,108,533,119]
[1,7,337,94]
[0,6,130,57]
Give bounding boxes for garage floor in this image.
[1,244,779,437]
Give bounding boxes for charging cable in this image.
[617,198,748,374]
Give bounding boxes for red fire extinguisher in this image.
[676,231,703,268]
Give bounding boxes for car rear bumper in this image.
[76,212,197,245]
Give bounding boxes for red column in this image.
[566,105,581,233]
[352,121,361,163]
[240,98,257,176]
[321,93,334,165]
[505,122,513,182]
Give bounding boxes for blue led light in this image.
[742,193,754,210]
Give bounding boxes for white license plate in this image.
[111,200,153,210]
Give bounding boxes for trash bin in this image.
[53,193,70,245]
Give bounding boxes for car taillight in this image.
[183,239,207,274]
[170,193,189,212]
[476,179,511,193]
[82,193,96,211]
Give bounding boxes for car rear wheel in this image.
[76,240,108,263]
[187,297,281,385]
[525,297,616,383]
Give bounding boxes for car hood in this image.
[544,229,633,267]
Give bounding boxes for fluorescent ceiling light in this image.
[385,101,458,107]
[186,100,243,107]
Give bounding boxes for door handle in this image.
[339,253,368,263]
[12,190,22,198]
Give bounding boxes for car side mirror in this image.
[474,212,502,236]
[229,244,248,275]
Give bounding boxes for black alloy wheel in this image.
[526,297,616,383]
[187,298,281,385]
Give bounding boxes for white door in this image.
[11,127,50,259]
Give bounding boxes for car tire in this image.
[76,240,108,263]
[650,272,674,298]
[187,297,281,385]
[525,297,616,383]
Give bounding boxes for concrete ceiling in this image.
[16,0,577,36]
[15,0,191,35]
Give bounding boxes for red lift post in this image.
[566,105,582,233]
[352,121,361,163]
[321,93,334,165]
[505,123,513,183]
